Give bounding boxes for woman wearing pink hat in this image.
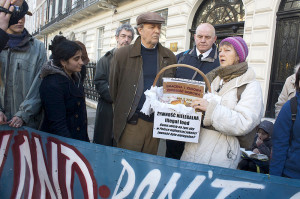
[181,37,264,169]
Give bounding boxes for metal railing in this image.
[84,62,98,101]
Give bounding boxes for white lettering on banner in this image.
[134,169,161,198]
[34,137,57,198]
[51,142,63,199]
[291,192,300,199]
[112,159,135,199]
[61,145,95,199]
[180,175,206,198]
[0,134,12,172]
[157,173,181,199]
[15,135,34,199]
[212,179,265,199]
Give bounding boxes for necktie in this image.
[198,54,203,61]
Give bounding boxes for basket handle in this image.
[152,64,211,92]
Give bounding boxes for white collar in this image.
[196,47,212,60]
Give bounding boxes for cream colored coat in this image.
[275,74,296,118]
[181,68,264,169]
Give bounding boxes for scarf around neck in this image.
[7,29,27,48]
[216,62,248,82]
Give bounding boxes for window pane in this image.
[193,0,244,26]
[280,0,300,11]
[97,27,104,60]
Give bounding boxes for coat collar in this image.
[105,48,115,57]
[189,43,218,62]
[213,66,256,96]
[129,36,170,58]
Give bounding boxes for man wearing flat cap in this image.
[109,12,176,154]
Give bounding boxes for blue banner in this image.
[0,125,299,199]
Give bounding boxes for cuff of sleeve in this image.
[203,100,218,127]
[14,111,29,123]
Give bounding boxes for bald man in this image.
[166,23,220,159]
[175,23,220,81]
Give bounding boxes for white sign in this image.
[153,108,202,143]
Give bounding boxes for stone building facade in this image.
[26,0,300,117]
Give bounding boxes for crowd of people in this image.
[0,0,299,180]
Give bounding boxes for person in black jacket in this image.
[39,36,89,142]
[93,23,134,146]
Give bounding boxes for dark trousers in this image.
[93,99,113,146]
[165,140,185,160]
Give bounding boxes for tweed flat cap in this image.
[136,12,165,25]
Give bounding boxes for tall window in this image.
[49,0,53,21]
[62,0,67,14]
[96,27,104,60]
[82,32,87,44]
[156,9,168,46]
[43,2,47,25]
[72,0,77,8]
[55,0,60,17]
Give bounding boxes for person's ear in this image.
[137,27,143,35]
[60,60,67,68]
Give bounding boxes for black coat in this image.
[40,73,89,142]
[93,48,114,146]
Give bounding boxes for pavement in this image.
[86,105,96,142]
[86,101,166,156]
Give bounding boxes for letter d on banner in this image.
[112,159,135,199]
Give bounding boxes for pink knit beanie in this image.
[220,36,248,63]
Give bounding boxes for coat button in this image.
[77,127,80,131]
[77,102,81,106]
[75,114,79,118]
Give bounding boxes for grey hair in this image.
[115,23,135,38]
[294,63,300,74]
[135,24,144,36]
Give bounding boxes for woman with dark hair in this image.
[270,67,300,179]
[39,35,89,141]
[181,37,264,169]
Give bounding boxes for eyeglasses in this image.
[119,34,132,40]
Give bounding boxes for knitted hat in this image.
[220,36,248,63]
